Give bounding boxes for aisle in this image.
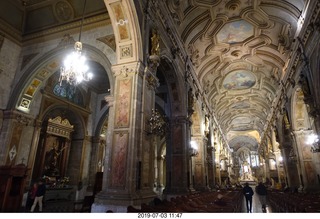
[242,186,272,213]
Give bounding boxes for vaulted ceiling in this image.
[0,0,310,153]
[166,0,308,152]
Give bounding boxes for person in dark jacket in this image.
[243,182,254,213]
[30,179,46,212]
[26,182,38,211]
[256,182,267,212]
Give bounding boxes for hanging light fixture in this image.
[60,0,92,86]
[148,109,167,136]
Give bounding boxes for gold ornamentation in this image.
[148,109,167,136]
[150,29,160,56]
[47,116,74,139]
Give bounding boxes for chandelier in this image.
[311,139,320,153]
[189,140,199,157]
[60,0,92,86]
[148,109,167,136]
[307,133,320,153]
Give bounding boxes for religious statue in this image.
[150,29,160,56]
[44,144,67,176]
[188,88,194,116]
[204,115,209,134]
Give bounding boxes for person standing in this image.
[26,182,38,211]
[256,182,267,212]
[30,179,46,212]
[243,182,254,213]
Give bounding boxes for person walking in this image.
[243,182,254,213]
[256,182,267,212]
[30,179,46,212]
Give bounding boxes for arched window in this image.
[53,83,84,107]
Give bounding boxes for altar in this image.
[45,187,76,202]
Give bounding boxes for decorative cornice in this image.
[2,110,34,126]
[112,61,144,78]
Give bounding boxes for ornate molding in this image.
[3,110,34,126]
[16,114,32,126]
[47,116,74,139]
[54,0,74,23]
[97,34,116,51]
[57,33,76,48]
[112,61,144,78]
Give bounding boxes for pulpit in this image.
[0,164,28,212]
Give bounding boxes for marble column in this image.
[93,61,160,212]
[163,116,191,196]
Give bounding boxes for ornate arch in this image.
[8,44,113,114]
[103,0,143,64]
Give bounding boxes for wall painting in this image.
[110,132,128,188]
[115,79,132,128]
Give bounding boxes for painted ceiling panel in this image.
[172,0,308,150]
[1,0,310,154]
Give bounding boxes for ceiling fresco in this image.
[0,0,310,155]
[167,0,308,151]
[222,70,256,90]
[216,20,254,44]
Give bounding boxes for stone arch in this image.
[157,57,186,117]
[155,56,189,193]
[103,0,143,64]
[31,105,87,184]
[8,44,114,114]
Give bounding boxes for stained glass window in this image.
[53,83,84,106]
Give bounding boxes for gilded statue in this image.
[151,29,160,56]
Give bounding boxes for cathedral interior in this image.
[0,0,320,213]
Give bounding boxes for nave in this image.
[1,0,320,213]
[22,186,264,213]
[22,183,320,213]
[241,185,272,213]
